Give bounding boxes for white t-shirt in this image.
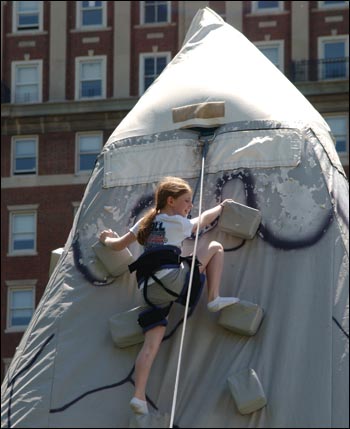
[130,213,196,250]
[130,214,196,285]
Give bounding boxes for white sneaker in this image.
[207,296,240,312]
[130,397,149,415]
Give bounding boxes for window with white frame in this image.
[318,1,349,9]
[141,1,171,24]
[255,41,284,72]
[252,1,284,13]
[139,53,170,95]
[76,1,106,28]
[13,1,43,32]
[318,36,349,80]
[9,211,37,254]
[12,61,42,104]
[7,287,35,331]
[75,57,106,99]
[12,136,38,175]
[76,132,102,172]
[325,116,349,155]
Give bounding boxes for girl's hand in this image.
[99,229,117,245]
[220,199,234,207]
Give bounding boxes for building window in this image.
[318,37,349,80]
[141,1,171,24]
[76,132,102,173]
[325,116,348,155]
[9,211,37,255]
[76,1,107,28]
[12,136,38,175]
[139,53,170,95]
[75,57,106,100]
[11,61,42,104]
[252,1,284,13]
[318,1,349,9]
[255,41,284,72]
[7,287,35,331]
[13,1,43,32]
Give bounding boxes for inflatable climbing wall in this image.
[1,8,349,428]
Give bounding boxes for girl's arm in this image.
[99,229,136,250]
[191,199,233,231]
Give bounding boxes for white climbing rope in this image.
[169,141,207,428]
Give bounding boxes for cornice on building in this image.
[1,97,138,119]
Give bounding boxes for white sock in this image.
[130,397,149,415]
[207,296,240,312]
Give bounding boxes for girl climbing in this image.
[99,176,239,415]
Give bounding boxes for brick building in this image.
[1,1,349,382]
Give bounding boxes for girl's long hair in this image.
[137,177,192,245]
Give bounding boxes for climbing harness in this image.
[129,245,204,332]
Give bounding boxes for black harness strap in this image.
[150,274,181,298]
[138,275,172,331]
[129,245,202,305]
[131,246,205,331]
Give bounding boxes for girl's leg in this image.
[133,325,166,402]
[196,239,239,311]
[196,240,224,301]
